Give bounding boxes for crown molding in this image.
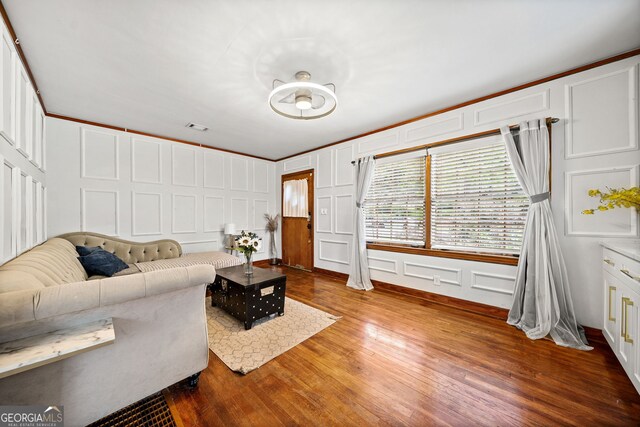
[2,0,638,164]
[47,113,274,161]
[275,46,640,161]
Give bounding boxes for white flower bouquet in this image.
[235,230,262,254]
[235,230,262,275]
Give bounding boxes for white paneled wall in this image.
[0,17,46,264]
[276,55,640,328]
[46,118,277,261]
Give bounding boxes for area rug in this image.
[206,296,340,374]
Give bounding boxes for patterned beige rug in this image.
[205,296,340,374]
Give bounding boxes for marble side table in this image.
[0,318,115,379]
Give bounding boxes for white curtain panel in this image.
[347,156,376,291]
[501,119,591,350]
[283,179,308,218]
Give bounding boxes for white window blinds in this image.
[364,156,426,246]
[430,140,528,254]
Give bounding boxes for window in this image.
[364,156,426,246]
[430,139,528,255]
[364,134,530,260]
[283,178,309,217]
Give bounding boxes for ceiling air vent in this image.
[185,122,208,132]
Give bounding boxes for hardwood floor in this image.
[169,266,640,426]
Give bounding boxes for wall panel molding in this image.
[230,157,250,191]
[47,116,275,262]
[253,199,269,230]
[80,127,119,181]
[131,138,162,184]
[171,145,197,187]
[334,146,354,187]
[24,175,32,248]
[318,239,349,264]
[404,113,464,144]
[14,64,30,158]
[565,65,638,159]
[316,196,332,233]
[357,131,399,155]
[35,180,43,243]
[473,89,550,127]
[203,151,225,189]
[367,256,398,274]
[0,28,15,145]
[1,162,19,261]
[334,194,353,235]
[253,161,270,193]
[171,193,197,233]
[471,271,515,295]
[131,191,162,236]
[230,197,249,230]
[180,239,221,254]
[565,165,639,237]
[315,151,333,189]
[403,262,461,286]
[204,195,224,233]
[283,155,312,172]
[80,188,120,236]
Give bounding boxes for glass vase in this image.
[244,252,253,276]
[269,231,278,265]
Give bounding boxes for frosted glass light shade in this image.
[224,223,236,235]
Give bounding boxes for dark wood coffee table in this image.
[209,265,287,330]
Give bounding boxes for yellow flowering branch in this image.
[582,186,640,215]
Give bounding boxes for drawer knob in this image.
[603,258,615,266]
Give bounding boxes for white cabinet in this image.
[602,244,640,394]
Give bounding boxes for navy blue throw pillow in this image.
[76,245,102,256]
[77,248,128,277]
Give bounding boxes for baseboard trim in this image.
[372,280,509,321]
[311,267,605,344]
[583,326,606,346]
[254,259,282,268]
[313,267,348,280]
[313,267,508,320]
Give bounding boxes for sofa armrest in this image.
[0,265,215,329]
[56,232,183,264]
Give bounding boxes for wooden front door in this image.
[281,169,314,271]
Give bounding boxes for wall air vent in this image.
[185,122,208,131]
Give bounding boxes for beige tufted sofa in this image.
[58,231,183,264]
[0,232,223,426]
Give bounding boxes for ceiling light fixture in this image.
[268,71,337,120]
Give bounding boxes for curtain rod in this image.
[351,117,559,165]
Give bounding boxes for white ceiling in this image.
[5,0,640,160]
